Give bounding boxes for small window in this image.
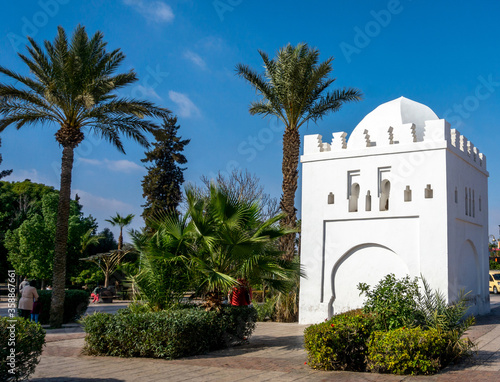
[425,184,433,199]
[465,188,468,215]
[404,186,412,202]
[349,183,360,212]
[454,187,457,203]
[469,188,472,216]
[473,190,475,218]
[479,196,482,212]
[328,193,334,204]
[365,191,372,211]
[379,180,390,211]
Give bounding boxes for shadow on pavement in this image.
[30,378,124,382]
[445,349,499,372]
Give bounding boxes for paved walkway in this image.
[24,297,500,381]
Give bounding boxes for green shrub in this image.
[490,260,500,270]
[304,311,374,371]
[358,274,421,331]
[82,305,257,359]
[254,297,277,321]
[417,278,475,334]
[367,327,450,375]
[220,305,257,342]
[0,317,46,382]
[37,290,89,325]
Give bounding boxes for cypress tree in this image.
[141,115,190,223]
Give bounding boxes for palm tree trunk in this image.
[118,228,123,250]
[279,126,300,261]
[50,146,74,327]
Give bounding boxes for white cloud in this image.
[183,50,207,70]
[78,158,101,166]
[122,0,174,23]
[73,189,134,214]
[168,91,200,118]
[78,158,144,173]
[106,160,144,173]
[4,169,55,186]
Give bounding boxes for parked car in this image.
[489,270,500,294]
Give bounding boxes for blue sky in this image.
[0,0,499,240]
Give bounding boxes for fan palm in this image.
[236,43,362,260]
[0,25,170,327]
[106,212,135,250]
[134,184,300,310]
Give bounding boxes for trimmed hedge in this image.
[37,290,89,325]
[82,305,257,359]
[0,317,45,382]
[304,310,375,371]
[367,327,448,375]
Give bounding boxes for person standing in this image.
[18,280,39,319]
[19,277,29,292]
[229,278,252,306]
[31,298,42,323]
[91,286,101,303]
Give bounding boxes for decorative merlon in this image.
[303,134,323,155]
[451,129,460,147]
[460,135,468,152]
[363,129,372,147]
[479,153,486,167]
[302,119,486,171]
[388,127,394,145]
[467,141,474,158]
[331,132,347,150]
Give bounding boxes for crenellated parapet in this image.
[450,129,486,168]
[303,119,486,171]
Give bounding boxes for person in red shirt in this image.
[229,278,252,306]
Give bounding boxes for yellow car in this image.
[489,271,500,294]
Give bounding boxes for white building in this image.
[299,97,489,325]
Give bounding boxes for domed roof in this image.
[347,97,439,149]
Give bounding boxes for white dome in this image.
[347,97,439,149]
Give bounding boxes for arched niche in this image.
[379,179,390,211]
[328,243,409,318]
[349,183,360,212]
[451,239,480,303]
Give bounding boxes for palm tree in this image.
[106,213,135,250]
[236,43,362,260]
[133,184,300,311]
[80,228,103,255]
[0,26,170,327]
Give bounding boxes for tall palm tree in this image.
[106,213,135,250]
[0,26,170,327]
[236,43,362,260]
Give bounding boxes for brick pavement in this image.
[29,303,500,382]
